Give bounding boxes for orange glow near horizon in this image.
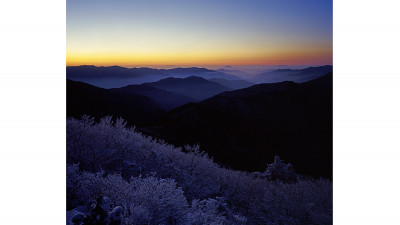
[66,48,332,67]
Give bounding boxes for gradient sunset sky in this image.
[67,0,332,66]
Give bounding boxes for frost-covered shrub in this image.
[67,164,83,210]
[187,198,227,225]
[123,205,151,225]
[265,155,298,182]
[67,165,189,224]
[67,165,129,209]
[186,198,246,225]
[124,176,189,224]
[67,116,222,200]
[67,117,332,224]
[246,179,332,224]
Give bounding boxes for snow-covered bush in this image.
[67,116,332,224]
[67,164,189,224]
[67,116,222,200]
[245,178,332,225]
[186,198,246,225]
[124,176,188,224]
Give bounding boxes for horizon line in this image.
[66,64,333,68]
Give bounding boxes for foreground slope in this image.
[67,117,332,224]
[142,73,333,178]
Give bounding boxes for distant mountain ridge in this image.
[251,65,332,83]
[161,67,212,74]
[67,65,241,88]
[143,76,232,101]
[208,78,254,90]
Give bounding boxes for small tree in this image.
[265,156,298,182]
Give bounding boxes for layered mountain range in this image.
[67,67,332,178]
[67,66,241,88]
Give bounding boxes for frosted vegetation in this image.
[67,116,332,224]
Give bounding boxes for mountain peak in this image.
[184,76,208,81]
[145,76,232,101]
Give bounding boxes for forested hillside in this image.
[143,73,333,178]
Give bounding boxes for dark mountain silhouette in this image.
[141,73,333,178]
[144,76,233,101]
[67,79,165,126]
[252,65,332,83]
[208,78,254,90]
[67,65,239,88]
[112,84,195,110]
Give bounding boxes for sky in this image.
[67,0,332,67]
